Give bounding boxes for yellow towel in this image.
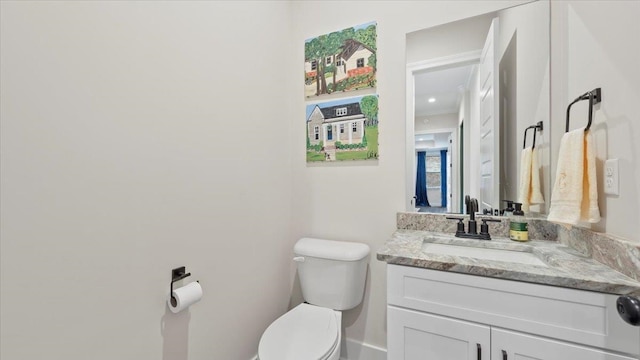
[530,147,545,206]
[518,147,533,212]
[518,147,545,213]
[547,128,600,225]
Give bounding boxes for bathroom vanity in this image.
[378,216,640,360]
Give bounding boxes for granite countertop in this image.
[377,229,640,297]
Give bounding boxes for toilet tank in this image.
[294,238,370,310]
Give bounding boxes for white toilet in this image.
[258,237,370,360]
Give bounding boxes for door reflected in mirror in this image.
[406,1,550,216]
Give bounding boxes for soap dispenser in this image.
[509,202,529,242]
[502,200,515,217]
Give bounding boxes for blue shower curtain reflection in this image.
[440,149,447,208]
[416,151,430,207]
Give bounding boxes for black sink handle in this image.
[446,216,466,236]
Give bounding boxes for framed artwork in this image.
[304,21,377,98]
[306,94,379,162]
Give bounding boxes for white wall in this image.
[0,2,294,359]
[499,33,520,203]
[460,90,473,202]
[415,113,458,133]
[550,1,640,242]
[468,66,483,206]
[290,0,530,351]
[406,12,494,64]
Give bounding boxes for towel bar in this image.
[523,121,543,149]
[566,88,602,132]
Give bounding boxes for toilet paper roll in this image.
[168,281,203,313]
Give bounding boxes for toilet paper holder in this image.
[170,266,196,307]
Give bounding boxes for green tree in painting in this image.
[367,53,377,72]
[305,37,321,96]
[354,24,377,51]
[305,35,332,95]
[326,31,343,93]
[360,95,379,126]
[341,27,356,45]
[316,34,329,94]
[355,24,377,74]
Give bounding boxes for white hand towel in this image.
[518,147,545,213]
[529,147,545,206]
[547,128,600,225]
[518,147,533,212]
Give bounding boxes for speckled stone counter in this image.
[557,225,640,282]
[378,227,640,297]
[396,212,558,241]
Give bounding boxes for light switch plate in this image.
[604,159,619,195]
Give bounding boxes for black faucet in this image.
[447,197,501,240]
[467,197,478,234]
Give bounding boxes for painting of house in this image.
[304,21,377,98]
[306,95,379,162]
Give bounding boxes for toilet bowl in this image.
[258,303,341,360]
[257,238,369,360]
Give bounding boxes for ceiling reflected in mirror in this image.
[415,64,475,118]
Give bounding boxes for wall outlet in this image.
[604,159,619,195]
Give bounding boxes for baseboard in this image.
[340,338,387,360]
[251,337,387,360]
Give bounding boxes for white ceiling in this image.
[414,64,476,117]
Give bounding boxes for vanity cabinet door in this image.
[388,306,490,360]
[491,328,638,360]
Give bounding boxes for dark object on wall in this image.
[523,121,543,149]
[565,88,602,132]
[170,266,192,307]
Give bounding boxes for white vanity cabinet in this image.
[491,329,636,360]
[387,264,640,360]
[388,307,490,359]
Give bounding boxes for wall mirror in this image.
[406,0,550,215]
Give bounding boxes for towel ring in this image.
[565,88,601,132]
[523,121,543,149]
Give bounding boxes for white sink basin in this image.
[422,241,549,267]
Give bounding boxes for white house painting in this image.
[304,21,377,98]
[306,95,379,162]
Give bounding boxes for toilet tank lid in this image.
[294,238,370,261]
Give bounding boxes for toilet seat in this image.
[258,303,339,360]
